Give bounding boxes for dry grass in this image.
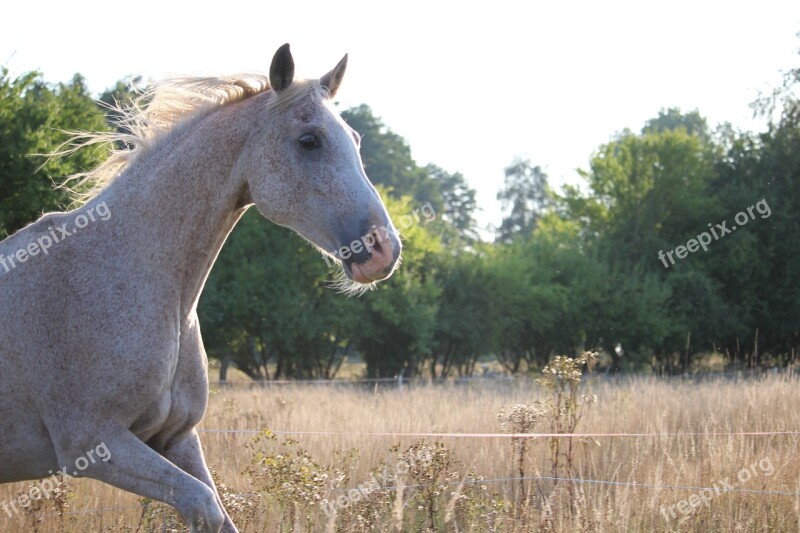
[2,371,800,531]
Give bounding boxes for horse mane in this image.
[61,74,324,204]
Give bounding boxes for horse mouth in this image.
[349,262,388,283]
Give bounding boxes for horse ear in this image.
[320,53,348,98]
[269,43,295,92]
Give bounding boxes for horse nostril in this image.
[371,234,384,256]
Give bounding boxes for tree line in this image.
[1,61,798,378]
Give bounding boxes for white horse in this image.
[0,44,401,532]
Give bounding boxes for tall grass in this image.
[2,370,799,531]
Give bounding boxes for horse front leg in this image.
[53,426,225,533]
[160,429,239,533]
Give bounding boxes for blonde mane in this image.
[63,74,324,204]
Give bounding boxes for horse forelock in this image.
[61,75,326,205]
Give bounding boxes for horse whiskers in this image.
[327,268,377,297]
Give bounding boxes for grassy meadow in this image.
[2,367,799,532]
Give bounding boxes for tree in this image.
[563,126,717,265]
[557,115,724,370]
[496,158,551,242]
[430,248,494,378]
[642,107,710,143]
[351,191,443,378]
[198,209,363,380]
[425,164,478,245]
[707,83,800,364]
[0,70,109,238]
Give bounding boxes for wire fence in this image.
[330,474,800,498]
[3,396,799,523]
[198,428,800,438]
[208,367,798,389]
[5,470,799,522]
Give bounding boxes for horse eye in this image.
[298,133,320,150]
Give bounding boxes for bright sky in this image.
[2,1,799,233]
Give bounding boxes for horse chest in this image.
[132,393,173,438]
[131,376,206,444]
[129,335,208,442]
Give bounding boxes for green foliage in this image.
[707,96,800,363]
[485,216,596,373]
[353,191,443,378]
[198,210,360,379]
[642,107,710,142]
[564,126,716,264]
[430,249,495,378]
[0,69,109,238]
[427,163,480,244]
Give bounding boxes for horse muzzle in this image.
[338,224,401,283]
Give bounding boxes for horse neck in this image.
[100,100,255,315]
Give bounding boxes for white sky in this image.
[2,1,799,233]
